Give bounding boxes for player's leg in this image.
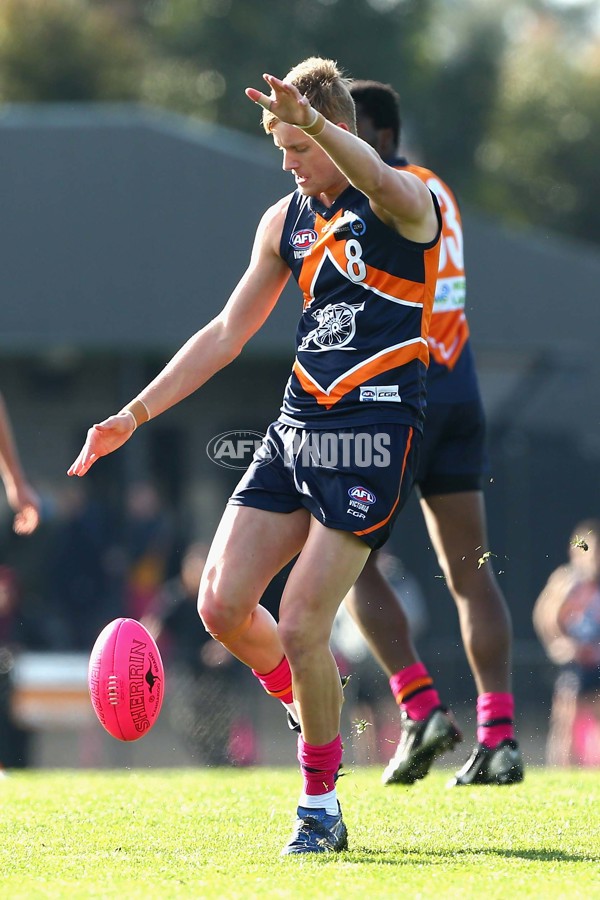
[198,503,348,852]
[278,519,370,854]
[421,490,523,785]
[345,553,461,785]
[198,503,308,677]
[421,490,511,693]
[345,552,418,675]
[280,518,370,744]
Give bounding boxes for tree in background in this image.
[0,0,145,102]
[137,0,600,246]
[0,0,599,245]
[138,0,436,128]
[474,4,600,245]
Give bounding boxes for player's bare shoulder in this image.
[254,192,295,259]
[371,167,439,244]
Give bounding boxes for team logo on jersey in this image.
[290,229,318,251]
[298,301,365,352]
[348,486,376,505]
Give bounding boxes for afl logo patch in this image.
[348,486,376,505]
[290,229,317,250]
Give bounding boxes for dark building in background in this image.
[1,104,599,717]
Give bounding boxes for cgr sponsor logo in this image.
[346,508,366,519]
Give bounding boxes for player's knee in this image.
[442,553,484,597]
[278,616,328,664]
[197,583,229,636]
[197,582,252,643]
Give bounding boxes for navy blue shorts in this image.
[415,399,488,498]
[229,421,421,550]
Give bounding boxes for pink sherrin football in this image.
[88,617,164,742]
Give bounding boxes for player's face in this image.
[271,122,347,200]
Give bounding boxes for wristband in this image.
[121,398,151,431]
[296,108,326,137]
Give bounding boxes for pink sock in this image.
[477,693,515,748]
[252,655,294,704]
[298,734,343,795]
[389,662,441,720]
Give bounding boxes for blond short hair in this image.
[261,57,356,135]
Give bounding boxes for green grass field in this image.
[1,767,598,899]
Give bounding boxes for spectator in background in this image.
[121,481,177,621]
[533,519,600,767]
[0,391,41,536]
[143,542,252,766]
[0,392,42,769]
[45,481,118,650]
[0,565,48,768]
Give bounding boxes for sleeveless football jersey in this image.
[278,185,441,429]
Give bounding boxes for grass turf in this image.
[1,767,599,899]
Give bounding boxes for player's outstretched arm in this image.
[246,73,438,243]
[68,200,290,478]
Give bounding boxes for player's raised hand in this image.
[245,73,315,128]
[67,413,135,477]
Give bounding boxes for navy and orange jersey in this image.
[278,185,442,429]
[393,159,480,404]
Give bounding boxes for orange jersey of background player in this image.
[401,163,468,371]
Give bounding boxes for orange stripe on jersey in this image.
[311,231,429,308]
[297,208,437,313]
[297,209,335,307]
[354,427,414,537]
[362,265,432,306]
[293,340,429,409]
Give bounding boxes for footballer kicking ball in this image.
[88,617,164,741]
